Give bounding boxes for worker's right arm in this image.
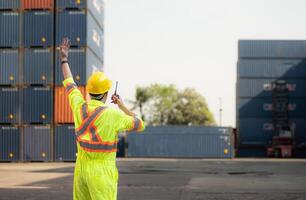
[111,95,145,133]
[113,109,146,133]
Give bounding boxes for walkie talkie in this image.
[111,81,119,104]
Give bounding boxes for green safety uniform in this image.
[63,78,145,200]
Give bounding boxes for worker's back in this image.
[63,77,145,164]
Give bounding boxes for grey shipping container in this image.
[239,40,306,59]
[127,126,234,158]
[0,87,20,124]
[56,0,104,28]
[23,11,53,47]
[23,125,52,161]
[22,86,53,123]
[0,125,20,161]
[0,0,20,10]
[238,98,306,118]
[55,125,77,161]
[56,10,104,59]
[0,49,20,85]
[55,47,103,85]
[237,78,306,98]
[237,59,306,78]
[0,11,20,47]
[24,48,53,85]
[238,118,306,146]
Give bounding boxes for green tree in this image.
[133,84,215,126]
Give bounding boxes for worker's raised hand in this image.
[111,94,124,107]
[60,37,70,61]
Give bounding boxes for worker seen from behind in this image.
[59,38,145,200]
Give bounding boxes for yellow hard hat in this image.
[86,71,112,94]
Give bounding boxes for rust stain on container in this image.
[22,0,54,10]
[55,86,86,123]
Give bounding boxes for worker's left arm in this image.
[60,38,85,111]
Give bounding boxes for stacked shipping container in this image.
[0,0,104,162]
[237,40,306,157]
[54,0,104,161]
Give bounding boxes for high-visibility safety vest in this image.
[63,77,145,161]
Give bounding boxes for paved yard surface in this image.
[0,159,305,200]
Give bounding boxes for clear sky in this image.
[104,0,306,127]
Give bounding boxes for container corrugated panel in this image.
[55,48,86,85]
[238,78,306,98]
[54,86,86,123]
[0,49,20,85]
[85,47,103,80]
[238,98,306,118]
[117,135,125,157]
[0,87,20,124]
[22,0,53,10]
[87,0,104,28]
[86,11,104,57]
[23,11,53,47]
[56,10,86,47]
[55,10,104,58]
[23,125,51,161]
[238,118,306,146]
[0,12,20,47]
[55,125,76,161]
[55,47,103,85]
[127,126,233,158]
[0,125,20,161]
[24,48,53,85]
[239,40,306,58]
[56,0,104,28]
[237,59,306,78]
[0,0,20,10]
[22,86,53,123]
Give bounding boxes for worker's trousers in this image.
[73,159,118,200]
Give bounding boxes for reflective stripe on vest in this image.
[66,83,77,94]
[130,116,142,131]
[76,104,117,152]
[81,103,88,120]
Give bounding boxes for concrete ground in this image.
[0,159,305,200]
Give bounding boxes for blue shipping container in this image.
[127,126,234,158]
[55,125,77,161]
[238,98,306,118]
[0,0,20,10]
[23,125,52,161]
[56,10,104,58]
[0,125,20,161]
[238,78,306,98]
[22,86,53,123]
[238,118,306,146]
[23,11,53,47]
[0,49,20,85]
[55,47,103,85]
[0,87,20,124]
[239,40,306,59]
[24,48,53,85]
[56,0,104,28]
[237,59,306,78]
[0,11,20,47]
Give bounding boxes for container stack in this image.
[237,40,306,157]
[0,0,104,162]
[54,0,104,161]
[0,0,21,161]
